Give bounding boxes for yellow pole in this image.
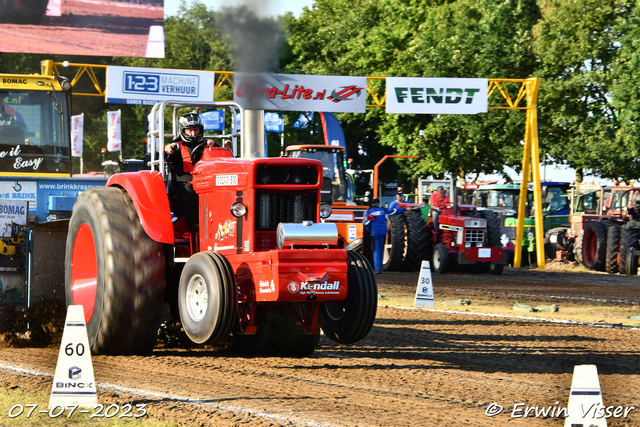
[514,111,531,269]
[526,78,544,268]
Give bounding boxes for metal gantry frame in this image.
[44,60,543,268]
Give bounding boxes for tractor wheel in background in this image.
[605,224,622,274]
[383,214,406,271]
[178,252,236,345]
[65,187,165,355]
[320,251,377,344]
[488,262,504,276]
[403,210,431,272]
[574,230,585,265]
[581,221,609,271]
[479,210,504,275]
[432,243,449,274]
[619,227,640,276]
[236,304,318,356]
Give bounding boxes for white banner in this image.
[234,73,367,113]
[386,77,488,115]
[70,114,84,158]
[106,66,215,106]
[107,110,121,152]
[0,200,28,237]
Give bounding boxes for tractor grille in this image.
[255,190,317,231]
[256,165,318,185]
[465,228,485,244]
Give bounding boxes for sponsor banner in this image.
[105,66,214,105]
[264,112,283,132]
[0,200,27,237]
[70,114,83,158]
[386,77,488,115]
[106,110,121,152]
[234,73,367,113]
[201,110,225,131]
[0,181,37,209]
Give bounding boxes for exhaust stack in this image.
[242,109,265,159]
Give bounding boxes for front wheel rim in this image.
[186,274,208,322]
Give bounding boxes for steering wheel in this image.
[190,142,206,164]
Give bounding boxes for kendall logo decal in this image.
[287,281,299,294]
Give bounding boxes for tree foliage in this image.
[286,0,540,184]
[4,0,640,184]
[533,0,632,182]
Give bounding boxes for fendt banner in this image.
[105,66,215,105]
[233,73,367,113]
[386,77,488,115]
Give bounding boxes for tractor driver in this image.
[429,186,451,230]
[627,201,640,222]
[164,112,206,228]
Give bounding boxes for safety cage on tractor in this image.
[64,101,378,356]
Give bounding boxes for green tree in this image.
[533,0,632,182]
[285,0,540,186]
[610,1,640,180]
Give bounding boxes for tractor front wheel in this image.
[178,252,236,345]
[65,187,165,355]
[320,251,377,344]
[432,243,449,274]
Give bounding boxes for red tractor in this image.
[386,180,507,274]
[64,101,377,355]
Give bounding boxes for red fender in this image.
[107,170,174,244]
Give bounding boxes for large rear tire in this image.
[619,228,640,276]
[383,214,406,271]
[178,252,236,345]
[605,224,621,274]
[65,187,166,355]
[581,221,608,271]
[403,210,431,272]
[320,251,377,344]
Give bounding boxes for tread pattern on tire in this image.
[383,214,407,271]
[66,187,166,355]
[619,227,640,276]
[581,221,609,271]
[403,210,430,272]
[605,224,621,274]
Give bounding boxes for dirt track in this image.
[0,0,163,56]
[1,267,639,427]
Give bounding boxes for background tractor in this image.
[64,101,378,356]
[382,179,506,274]
[283,144,370,258]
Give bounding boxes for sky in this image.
[164,0,315,18]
